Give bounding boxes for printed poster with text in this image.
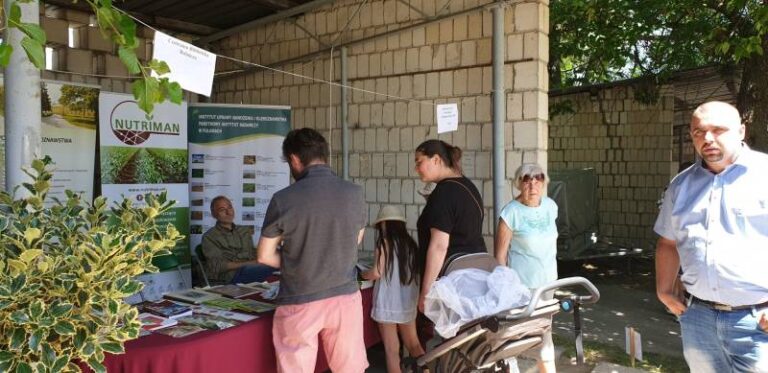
[188,104,291,251]
[99,92,190,267]
[0,78,98,202]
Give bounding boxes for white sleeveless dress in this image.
[371,255,419,324]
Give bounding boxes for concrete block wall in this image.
[39,6,151,83]
[212,0,550,251]
[548,85,673,251]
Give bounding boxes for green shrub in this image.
[0,157,183,372]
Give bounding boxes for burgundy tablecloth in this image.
[82,288,379,373]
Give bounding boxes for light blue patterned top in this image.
[499,197,559,288]
[654,146,768,306]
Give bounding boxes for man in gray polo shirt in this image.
[257,128,368,373]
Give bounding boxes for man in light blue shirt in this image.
[655,101,768,372]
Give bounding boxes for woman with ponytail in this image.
[413,140,486,312]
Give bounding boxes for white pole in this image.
[4,0,42,193]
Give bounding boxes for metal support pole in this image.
[341,47,350,180]
[4,0,41,192]
[491,4,506,232]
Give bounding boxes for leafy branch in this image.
[0,0,183,114]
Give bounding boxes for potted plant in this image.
[0,157,183,372]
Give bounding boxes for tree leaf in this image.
[0,43,13,66]
[28,329,44,351]
[10,328,26,349]
[50,303,74,317]
[9,274,27,293]
[10,310,30,324]
[149,59,171,75]
[118,47,141,74]
[162,80,183,104]
[20,36,45,69]
[9,3,21,24]
[100,342,124,354]
[53,320,76,335]
[131,78,159,114]
[87,356,106,373]
[52,356,69,372]
[0,350,13,362]
[20,248,42,261]
[18,22,47,44]
[16,362,33,373]
[74,329,87,350]
[29,299,45,319]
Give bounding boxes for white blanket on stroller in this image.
[424,267,532,338]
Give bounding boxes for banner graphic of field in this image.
[188,104,290,251]
[0,79,98,201]
[99,92,190,266]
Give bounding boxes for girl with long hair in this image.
[362,206,425,373]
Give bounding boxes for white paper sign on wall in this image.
[436,103,459,134]
[152,32,217,97]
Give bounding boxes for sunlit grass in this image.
[553,334,688,373]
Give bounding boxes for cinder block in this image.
[372,1,384,25]
[365,179,377,202]
[41,17,68,45]
[421,103,433,126]
[380,51,393,75]
[413,74,426,98]
[446,42,460,67]
[376,128,388,150]
[65,48,93,74]
[64,9,90,24]
[513,61,539,90]
[507,92,523,121]
[439,19,453,43]
[395,102,408,125]
[432,44,446,69]
[453,69,467,95]
[400,76,413,98]
[419,46,432,71]
[370,104,383,127]
[467,67,483,94]
[401,179,414,204]
[384,0,397,24]
[384,153,397,176]
[476,38,492,64]
[389,178,402,203]
[425,72,439,97]
[383,102,395,127]
[476,95,491,122]
[105,54,129,77]
[407,102,420,126]
[400,30,413,48]
[377,179,389,202]
[396,152,410,177]
[393,49,406,74]
[406,47,419,72]
[460,40,476,66]
[426,23,440,44]
[461,97,476,122]
[82,27,114,54]
[515,3,540,32]
[462,152,476,177]
[468,13,483,39]
[439,71,453,97]
[413,27,426,46]
[453,15,468,41]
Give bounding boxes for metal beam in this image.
[341,46,349,180]
[289,18,329,48]
[491,4,506,232]
[195,0,336,45]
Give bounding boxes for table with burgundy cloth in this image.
[85,288,379,373]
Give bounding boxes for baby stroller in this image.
[409,253,600,373]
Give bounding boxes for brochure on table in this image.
[99,92,191,300]
[0,77,98,203]
[187,104,291,250]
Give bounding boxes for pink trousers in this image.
[272,291,368,373]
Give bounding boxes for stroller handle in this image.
[505,276,600,320]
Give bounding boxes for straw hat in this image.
[373,205,406,225]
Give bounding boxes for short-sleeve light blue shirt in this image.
[654,146,768,307]
[499,197,558,288]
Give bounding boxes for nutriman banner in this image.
[99,92,190,272]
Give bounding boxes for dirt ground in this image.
[553,256,683,358]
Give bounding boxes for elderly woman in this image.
[414,139,486,313]
[494,162,558,373]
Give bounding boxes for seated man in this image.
[201,195,275,284]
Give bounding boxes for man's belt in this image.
[693,296,768,312]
